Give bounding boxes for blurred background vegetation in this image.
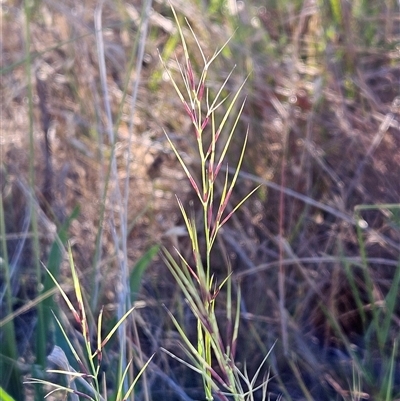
[1,0,399,400]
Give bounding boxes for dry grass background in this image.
[1,0,400,400]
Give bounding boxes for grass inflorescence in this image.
[159,5,268,401]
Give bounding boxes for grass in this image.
[159,6,267,400]
[25,245,153,400]
[1,0,399,400]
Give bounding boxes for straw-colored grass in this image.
[1,0,399,400]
